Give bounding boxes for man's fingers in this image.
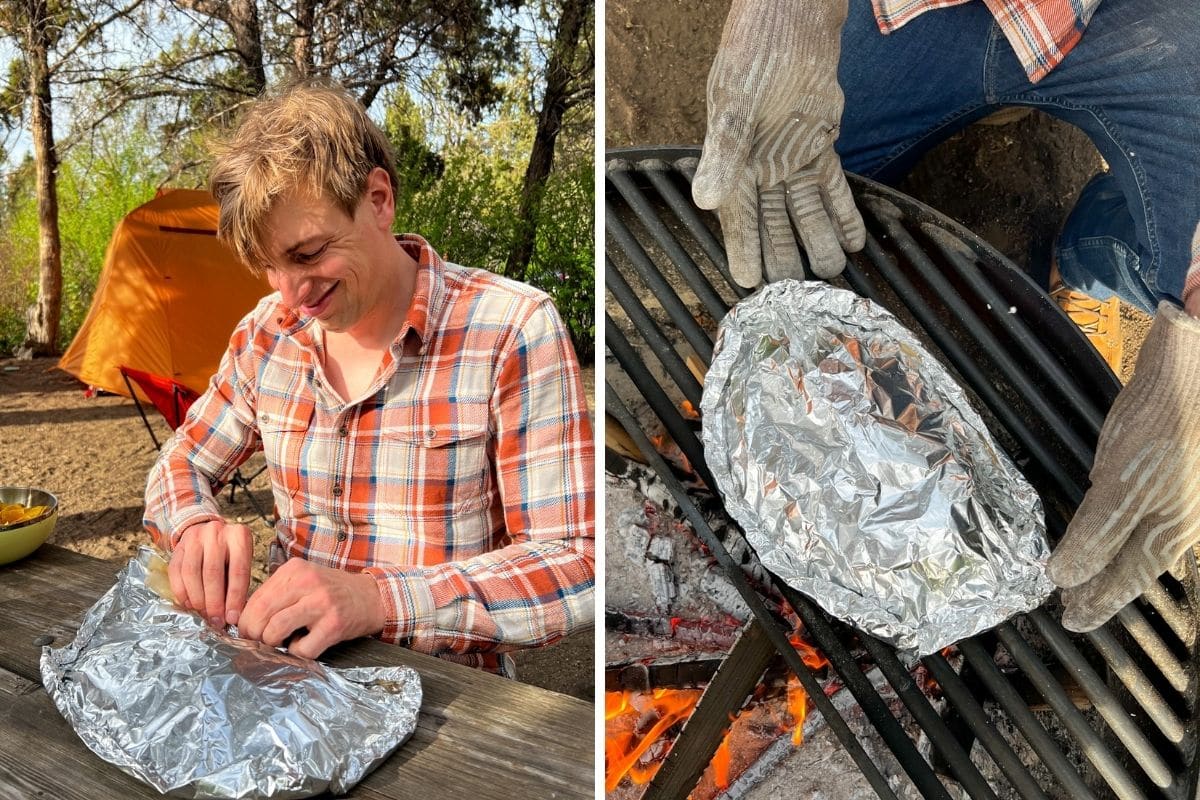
[820,154,866,253]
[786,174,844,279]
[693,50,766,210]
[201,536,229,626]
[1059,528,1165,633]
[180,535,207,616]
[286,619,339,661]
[759,183,804,282]
[258,599,311,649]
[239,568,297,642]
[168,549,189,611]
[1047,478,1150,589]
[718,175,764,288]
[224,528,253,626]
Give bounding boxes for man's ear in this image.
[364,167,395,230]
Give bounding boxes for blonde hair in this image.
[208,79,398,272]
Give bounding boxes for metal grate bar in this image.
[919,222,1107,436]
[958,638,1102,800]
[640,162,750,301]
[772,582,957,800]
[1086,626,1187,744]
[1117,607,1190,695]
[854,633,1001,800]
[1140,583,1196,647]
[606,317,710,488]
[606,147,1200,800]
[607,385,903,800]
[995,623,1152,799]
[608,167,731,322]
[607,257,704,408]
[923,651,1053,800]
[606,207,715,363]
[1028,610,1176,786]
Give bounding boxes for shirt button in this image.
[425,427,436,440]
[332,485,343,497]
[338,426,349,437]
[337,532,347,542]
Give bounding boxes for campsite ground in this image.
[0,356,596,702]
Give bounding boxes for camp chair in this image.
[119,365,273,524]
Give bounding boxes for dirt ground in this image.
[0,357,595,702]
[606,0,1151,379]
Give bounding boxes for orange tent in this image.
[58,189,271,397]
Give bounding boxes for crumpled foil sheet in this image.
[40,548,422,799]
[701,281,1053,658]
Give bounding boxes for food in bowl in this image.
[0,487,59,565]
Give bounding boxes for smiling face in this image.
[261,168,402,338]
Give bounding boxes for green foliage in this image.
[385,83,594,359]
[0,125,160,354]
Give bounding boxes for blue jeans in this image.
[834,0,1200,311]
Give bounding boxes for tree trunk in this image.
[502,0,590,280]
[292,0,314,77]
[230,0,267,93]
[21,0,62,358]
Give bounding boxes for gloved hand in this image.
[692,0,865,288]
[1047,301,1200,631]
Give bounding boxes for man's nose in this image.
[270,270,310,309]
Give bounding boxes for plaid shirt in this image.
[144,235,595,672]
[872,0,1101,83]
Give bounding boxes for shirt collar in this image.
[394,233,447,353]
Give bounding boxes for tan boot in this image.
[1050,284,1123,374]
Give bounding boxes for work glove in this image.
[1047,301,1200,632]
[692,0,866,288]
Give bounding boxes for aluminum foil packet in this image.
[701,281,1053,659]
[40,548,422,798]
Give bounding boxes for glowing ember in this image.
[680,400,700,420]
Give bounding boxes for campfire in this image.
[604,625,831,798]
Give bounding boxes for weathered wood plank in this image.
[0,546,593,800]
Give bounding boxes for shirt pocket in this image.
[379,405,492,519]
[257,395,315,501]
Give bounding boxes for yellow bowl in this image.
[0,487,59,565]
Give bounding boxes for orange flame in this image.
[681,400,700,420]
[604,688,701,792]
[712,727,733,789]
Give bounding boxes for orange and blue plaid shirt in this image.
[144,235,595,672]
[872,0,1101,83]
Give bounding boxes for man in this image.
[693,0,1200,632]
[144,81,595,673]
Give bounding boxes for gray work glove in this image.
[692,0,866,288]
[1047,301,1200,631]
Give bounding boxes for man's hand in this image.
[169,519,253,628]
[1047,301,1200,631]
[692,0,865,288]
[237,559,385,660]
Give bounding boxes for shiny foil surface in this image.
[702,281,1052,658]
[41,548,422,798]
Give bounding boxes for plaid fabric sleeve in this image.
[143,314,265,551]
[365,297,596,654]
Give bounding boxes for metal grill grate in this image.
[605,146,1200,800]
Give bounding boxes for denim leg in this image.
[985,0,1200,310]
[836,0,1200,311]
[836,0,997,180]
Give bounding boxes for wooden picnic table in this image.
[0,545,593,799]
